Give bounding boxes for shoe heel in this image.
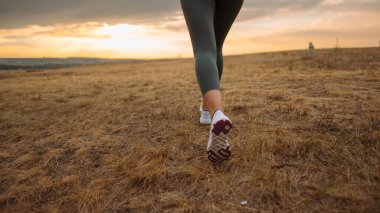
[212,119,232,136]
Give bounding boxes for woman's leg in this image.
[214,0,244,80]
[203,0,245,117]
[180,0,220,100]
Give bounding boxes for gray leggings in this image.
[180,0,244,96]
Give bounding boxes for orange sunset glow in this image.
[1,0,380,211]
[0,0,379,58]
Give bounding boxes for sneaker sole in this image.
[207,119,232,163]
[212,119,232,135]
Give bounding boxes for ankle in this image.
[210,108,223,120]
[200,98,208,111]
[202,103,208,111]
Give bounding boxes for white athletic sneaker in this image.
[199,103,212,125]
[207,110,232,163]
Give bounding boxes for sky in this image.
[0,0,379,59]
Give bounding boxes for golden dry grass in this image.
[1,47,379,212]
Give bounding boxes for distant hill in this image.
[0,57,142,71]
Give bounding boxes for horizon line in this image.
[0,46,378,61]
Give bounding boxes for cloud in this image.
[0,0,379,58]
[0,0,180,28]
[0,22,189,58]
[0,22,107,40]
[1,0,379,28]
[322,0,345,5]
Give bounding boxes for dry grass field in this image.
[1,47,379,212]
